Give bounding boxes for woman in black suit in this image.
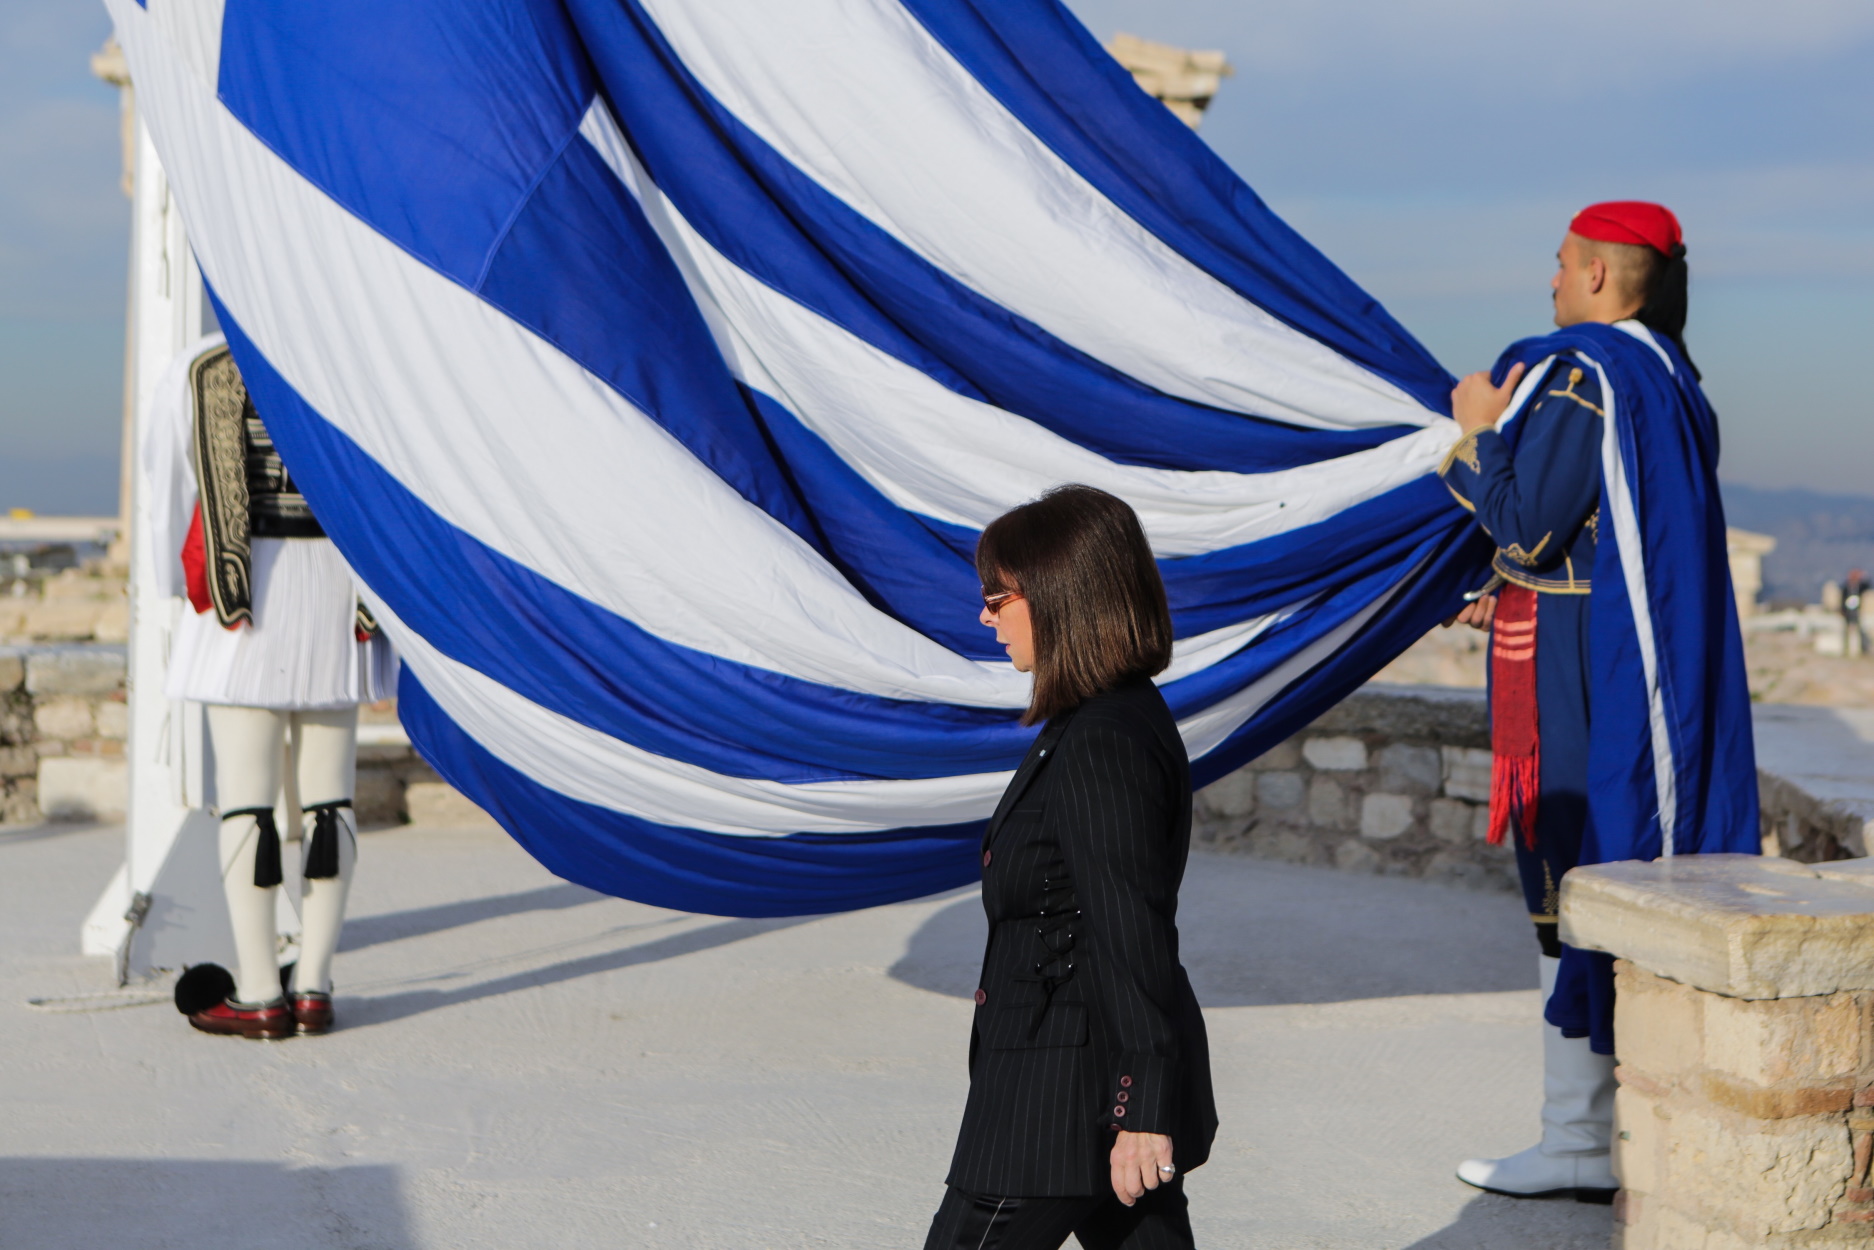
[924,485,1217,1250]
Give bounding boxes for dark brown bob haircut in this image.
[976,484,1173,725]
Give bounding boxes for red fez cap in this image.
[1569,201,1682,256]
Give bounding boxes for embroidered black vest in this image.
[188,344,377,637]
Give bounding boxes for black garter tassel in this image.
[224,807,284,888]
[303,800,352,880]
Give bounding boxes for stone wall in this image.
[1194,683,1863,892]
[0,643,467,828]
[1610,963,1873,1246]
[1563,856,1874,1247]
[0,645,128,823]
[1193,684,1514,891]
[5,644,1867,860]
[0,569,129,644]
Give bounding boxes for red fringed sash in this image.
[1488,584,1540,849]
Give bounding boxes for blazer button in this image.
[1119,1075,1133,1088]
[973,989,986,1006]
[1113,1105,1127,1118]
[1116,1092,1129,1103]
[982,849,992,867]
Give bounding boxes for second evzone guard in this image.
[146,335,395,1040]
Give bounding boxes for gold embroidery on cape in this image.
[1584,509,1600,542]
[188,345,254,629]
[1545,365,1605,416]
[1493,553,1592,594]
[1500,533,1552,568]
[1437,427,1484,478]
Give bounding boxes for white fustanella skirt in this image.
[166,537,396,709]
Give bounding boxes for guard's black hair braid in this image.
[1637,242,1700,381]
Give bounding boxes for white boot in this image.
[1457,954,1618,1201]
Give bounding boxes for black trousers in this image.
[923,1180,1192,1250]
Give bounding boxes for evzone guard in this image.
[1439,202,1757,1199]
[145,335,395,1039]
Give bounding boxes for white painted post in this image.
[79,113,213,968]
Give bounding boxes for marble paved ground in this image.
[1,821,1613,1249]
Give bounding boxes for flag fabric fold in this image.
[115,0,1711,917]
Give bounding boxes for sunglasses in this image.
[982,590,1024,614]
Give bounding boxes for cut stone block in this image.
[33,696,95,741]
[1612,1083,1661,1193]
[1376,743,1441,796]
[1428,797,1473,843]
[1334,839,1379,873]
[37,756,127,820]
[92,599,129,643]
[1360,793,1414,840]
[1701,988,1866,1087]
[18,600,108,639]
[94,698,128,739]
[1307,776,1349,829]
[1256,770,1303,811]
[1661,1100,1853,1236]
[1612,964,1705,1082]
[1244,739,1300,770]
[1471,804,1493,842]
[0,650,23,692]
[1441,746,1493,802]
[1197,770,1256,819]
[1561,854,1874,999]
[24,645,126,697]
[1301,735,1366,771]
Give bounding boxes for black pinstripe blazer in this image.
[943,676,1217,1198]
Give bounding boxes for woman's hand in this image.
[1110,1131,1175,1206]
[1451,362,1526,434]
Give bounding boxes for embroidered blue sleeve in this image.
[1439,360,1602,573]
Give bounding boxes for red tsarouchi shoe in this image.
[291,992,334,1035]
[188,997,295,1040]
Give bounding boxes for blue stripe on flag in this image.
[398,673,983,917]
[217,0,594,287]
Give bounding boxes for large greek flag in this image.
[108,0,1499,915]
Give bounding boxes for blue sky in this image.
[1,0,1869,514]
[0,3,123,513]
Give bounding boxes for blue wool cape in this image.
[1492,322,1758,1052]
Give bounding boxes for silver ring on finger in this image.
[1158,1165,1176,1175]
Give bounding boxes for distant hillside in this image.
[1721,483,1874,606]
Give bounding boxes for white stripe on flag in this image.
[632,0,1435,430]
[581,106,1460,558]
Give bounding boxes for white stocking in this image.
[208,704,289,1005]
[290,707,359,995]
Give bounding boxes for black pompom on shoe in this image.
[174,963,236,1015]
